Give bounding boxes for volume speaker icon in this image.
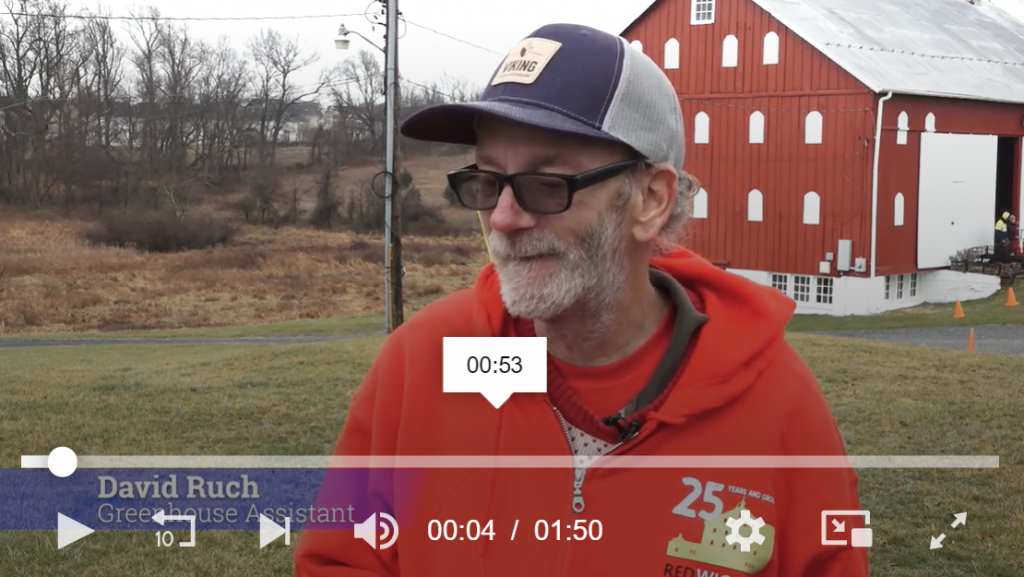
[354,512,399,549]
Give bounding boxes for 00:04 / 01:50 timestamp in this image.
[427,519,603,541]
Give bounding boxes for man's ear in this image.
[631,166,677,243]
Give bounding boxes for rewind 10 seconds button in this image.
[427,520,603,541]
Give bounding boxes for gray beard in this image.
[489,211,629,337]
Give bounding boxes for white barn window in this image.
[816,278,833,304]
[897,111,908,145]
[664,38,679,69]
[804,111,823,144]
[722,35,738,68]
[693,188,708,219]
[803,191,820,225]
[894,193,905,226]
[897,111,909,130]
[771,273,788,293]
[747,189,763,222]
[749,111,764,144]
[793,275,811,302]
[692,0,715,24]
[630,40,643,52]
[763,32,779,65]
[925,112,936,132]
[694,112,710,144]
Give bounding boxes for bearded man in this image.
[296,23,868,577]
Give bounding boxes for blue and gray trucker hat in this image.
[399,23,685,171]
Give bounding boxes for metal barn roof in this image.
[623,0,1024,104]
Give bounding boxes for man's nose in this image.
[487,185,537,234]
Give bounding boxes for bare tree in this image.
[81,12,125,151]
[125,6,164,172]
[156,21,205,173]
[0,0,42,203]
[247,28,328,166]
[332,49,384,155]
[0,2,477,217]
[192,37,250,180]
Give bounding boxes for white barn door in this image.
[917,133,999,269]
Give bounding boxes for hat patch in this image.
[491,38,562,86]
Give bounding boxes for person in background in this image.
[995,211,1010,261]
[1008,214,1018,257]
[295,22,868,577]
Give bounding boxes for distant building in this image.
[278,101,323,144]
[244,99,323,144]
[623,0,1024,315]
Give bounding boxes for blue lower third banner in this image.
[0,468,426,531]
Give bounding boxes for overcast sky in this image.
[64,0,653,96]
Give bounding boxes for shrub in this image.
[310,169,341,230]
[84,210,238,253]
[247,165,285,225]
[340,171,459,236]
[398,168,414,189]
[401,186,459,236]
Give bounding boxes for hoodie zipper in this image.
[553,405,643,577]
[552,406,640,514]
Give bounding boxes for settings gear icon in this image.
[725,509,766,552]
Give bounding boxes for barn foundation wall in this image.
[726,268,1000,316]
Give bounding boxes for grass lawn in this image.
[1,334,1021,575]
[788,283,1024,332]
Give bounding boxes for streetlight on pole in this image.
[334,24,383,52]
[335,5,404,334]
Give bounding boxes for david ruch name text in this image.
[98,474,259,500]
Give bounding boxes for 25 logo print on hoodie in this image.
[665,477,776,575]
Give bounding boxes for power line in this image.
[1,8,505,58]
[402,20,503,56]
[401,78,465,102]
[0,11,366,22]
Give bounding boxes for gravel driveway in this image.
[812,325,1024,356]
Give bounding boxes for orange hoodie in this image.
[295,248,869,577]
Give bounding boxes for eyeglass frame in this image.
[445,158,649,215]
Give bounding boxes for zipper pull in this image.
[572,468,585,513]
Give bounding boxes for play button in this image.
[58,513,94,549]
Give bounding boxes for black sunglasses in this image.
[445,159,646,215]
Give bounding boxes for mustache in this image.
[488,230,569,259]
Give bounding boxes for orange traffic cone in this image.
[1007,288,1019,307]
[954,300,965,319]
[968,328,976,352]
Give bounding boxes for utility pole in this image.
[382,0,404,332]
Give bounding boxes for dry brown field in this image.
[0,150,489,335]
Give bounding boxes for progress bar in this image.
[21,454,1000,469]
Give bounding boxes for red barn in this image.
[622,0,1024,315]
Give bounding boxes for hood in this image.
[471,247,797,418]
